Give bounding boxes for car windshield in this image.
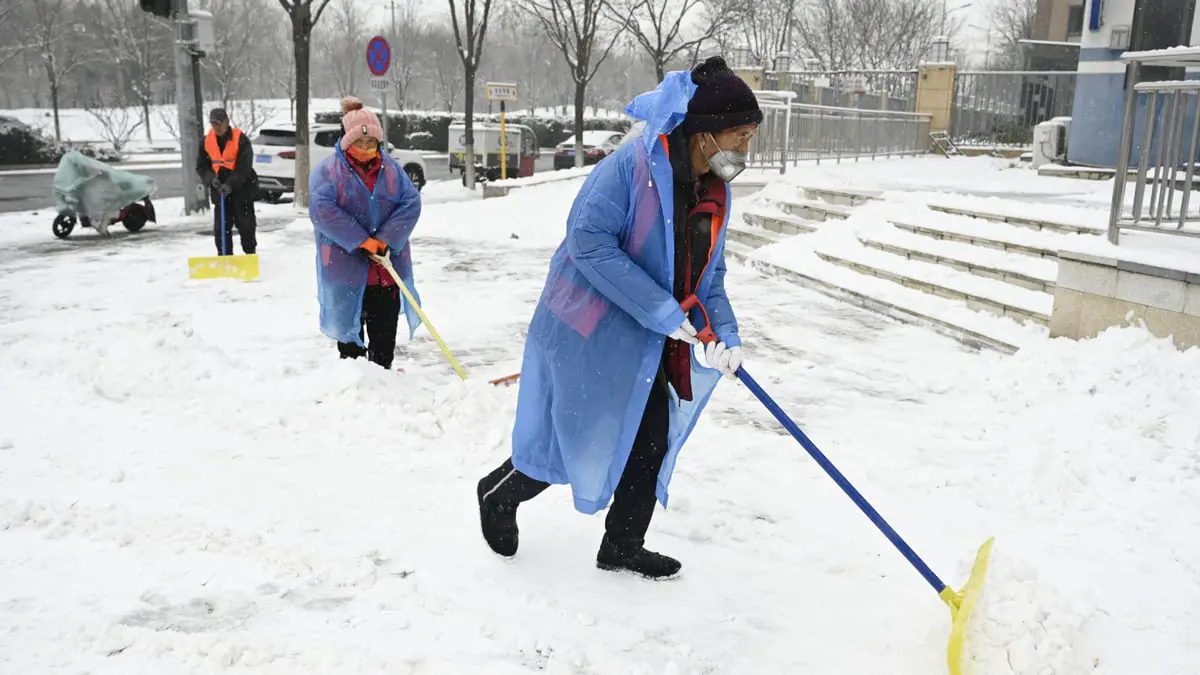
[255,130,296,147]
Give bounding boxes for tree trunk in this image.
[293,14,313,208]
[143,99,152,142]
[464,65,476,188]
[573,79,585,168]
[48,71,62,141]
[656,57,665,82]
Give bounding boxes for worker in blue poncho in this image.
[476,56,762,580]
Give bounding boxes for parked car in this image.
[553,129,625,170]
[252,122,427,202]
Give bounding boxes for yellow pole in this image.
[500,100,507,180]
[370,253,469,381]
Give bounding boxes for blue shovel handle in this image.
[734,366,948,595]
[679,292,948,594]
[220,193,228,256]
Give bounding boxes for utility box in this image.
[1032,119,1070,168]
[182,9,216,57]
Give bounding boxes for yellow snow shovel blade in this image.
[369,253,468,381]
[939,537,995,675]
[187,253,260,281]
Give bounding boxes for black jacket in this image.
[196,129,258,203]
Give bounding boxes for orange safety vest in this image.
[205,127,242,175]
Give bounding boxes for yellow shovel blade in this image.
[938,537,995,675]
[188,254,260,281]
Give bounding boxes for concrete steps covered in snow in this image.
[799,186,882,208]
[926,204,1106,236]
[858,230,1058,293]
[741,206,819,236]
[814,246,1053,326]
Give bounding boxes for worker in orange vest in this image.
[196,107,258,255]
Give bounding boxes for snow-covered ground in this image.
[1,162,1198,674]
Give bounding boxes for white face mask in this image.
[704,133,747,183]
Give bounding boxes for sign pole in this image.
[484,82,519,180]
[381,89,388,152]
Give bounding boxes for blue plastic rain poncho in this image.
[309,146,423,346]
[511,71,741,514]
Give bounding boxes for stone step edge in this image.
[889,220,1058,259]
[742,210,819,235]
[800,185,883,205]
[725,248,1022,354]
[726,223,786,248]
[859,237,1056,294]
[928,204,1105,236]
[766,197,852,220]
[815,249,1050,326]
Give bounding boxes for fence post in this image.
[915,62,957,137]
[782,101,792,175]
[1109,61,1141,245]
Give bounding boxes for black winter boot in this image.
[596,535,681,580]
[477,476,520,557]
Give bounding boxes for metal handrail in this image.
[1108,66,1200,243]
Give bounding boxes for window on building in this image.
[1127,0,1195,83]
[1066,5,1085,41]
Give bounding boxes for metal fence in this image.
[1108,78,1200,244]
[952,71,1076,146]
[749,90,932,173]
[764,70,919,112]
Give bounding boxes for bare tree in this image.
[525,0,629,167]
[620,0,743,81]
[203,0,262,107]
[987,0,1036,69]
[448,0,498,188]
[738,0,799,67]
[97,0,169,143]
[316,0,365,98]
[30,0,91,140]
[225,100,278,137]
[265,21,297,119]
[430,25,464,113]
[0,0,32,68]
[793,0,944,71]
[277,0,335,208]
[85,96,144,155]
[387,0,425,110]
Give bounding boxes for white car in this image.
[252,122,427,202]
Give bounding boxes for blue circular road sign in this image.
[366,36,391,77]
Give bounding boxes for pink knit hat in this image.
[339,96,384,150]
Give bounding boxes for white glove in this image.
[704,341,743,380]
[669,318,700,345]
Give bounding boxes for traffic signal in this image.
[139,0,172,18]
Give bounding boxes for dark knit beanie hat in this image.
[682,56,764,136]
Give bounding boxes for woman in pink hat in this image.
[309,96,423,370]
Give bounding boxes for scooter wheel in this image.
[52,214,76,239]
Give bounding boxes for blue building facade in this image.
[1067,0,1200,167]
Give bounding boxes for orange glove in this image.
[358,237,389,256]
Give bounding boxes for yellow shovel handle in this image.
[370,253,469,381]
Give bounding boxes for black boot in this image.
[477,475,520,557]
[596,535,681,580]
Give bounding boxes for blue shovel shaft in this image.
[735,366,948,595]
[220,194,228,255]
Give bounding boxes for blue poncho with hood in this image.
[510,71,741,514]
[309,145,423,346]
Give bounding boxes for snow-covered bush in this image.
[0,116,121,166]
[406,131,436,151]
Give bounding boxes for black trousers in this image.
[338,285,402,369]
[481,366,672,546]
[211,192,258,255]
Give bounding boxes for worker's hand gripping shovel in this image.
[681,293,994,675]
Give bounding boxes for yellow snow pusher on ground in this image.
[188,195,259,281]
[681,294,994,674]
